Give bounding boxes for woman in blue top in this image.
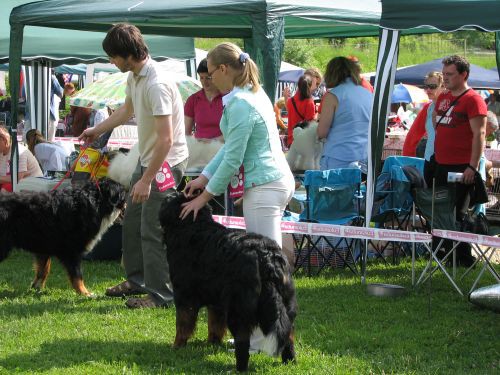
[181,42,295,248]
[317,57,373,171]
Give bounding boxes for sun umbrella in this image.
[70,71,201,110]
[391,83,429,104]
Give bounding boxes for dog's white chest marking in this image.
[85,209,121,253]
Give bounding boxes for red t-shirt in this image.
[184,90,223,139]
[434,89,487,164]
[402,102,431,157]
[286,92,315,145]
[360,77,374,93]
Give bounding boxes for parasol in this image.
[391,83,429,104]
[70,71,201,110]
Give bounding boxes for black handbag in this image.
[469,170,489,206]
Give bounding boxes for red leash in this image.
[50,144,89,191]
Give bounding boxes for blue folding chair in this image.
[371,156,425,263]
[294,168,364,275]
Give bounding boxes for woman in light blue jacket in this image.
[181,42,294,248]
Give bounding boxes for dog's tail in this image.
[254,249,297,357]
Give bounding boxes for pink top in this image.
[184,89,223,139]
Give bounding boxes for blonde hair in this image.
[324,56,362,88]
[275,97,286,109]
[0,126,11,148]
[304,67,322,83]
[425,71,444,87]
[207,42,260,92]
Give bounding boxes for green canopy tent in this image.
[7,0,384,189]
[3,0,196,186]
[1,1,195,65]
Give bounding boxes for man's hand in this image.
[462,166,475,185]
[130,179,151,204]
[78,127,99,145]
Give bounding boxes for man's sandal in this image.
[125,295,170,309]
[105,281,145,297]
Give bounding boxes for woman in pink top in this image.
[184,59,224,140]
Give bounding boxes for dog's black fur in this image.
[0,177,126,295]
[159,192,297,372]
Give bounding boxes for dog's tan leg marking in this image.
[70,277,91,296]
[173,306,199,348]
[207,306,227,345]
[31,255,51,291]
[281,328,296,364]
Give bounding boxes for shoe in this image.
[105,280,146,297]
[125,295,170,309]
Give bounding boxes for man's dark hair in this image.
[442,55,470,80]
[102,23,149,61]
[197,58,208,74]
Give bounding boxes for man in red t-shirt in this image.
[433,55,487,266]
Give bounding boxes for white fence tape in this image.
[53,137,135,149]
[433,229,500,248]
[212,215,432,243]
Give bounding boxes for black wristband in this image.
[467,164,476,172]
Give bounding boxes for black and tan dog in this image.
[0,177,126,296]
[159,192,297,372]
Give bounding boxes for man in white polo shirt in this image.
[79,23,188,308]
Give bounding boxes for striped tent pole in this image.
[10,61,51,191]
[25,60,51,136]
[362,28,400,283]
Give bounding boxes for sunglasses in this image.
[423,84,439,90]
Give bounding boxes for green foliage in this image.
[282,39,315,68]
[194,31,496,78]
[194,38,243,52]
[0,251,499,374]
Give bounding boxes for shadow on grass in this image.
[0,338,240,373]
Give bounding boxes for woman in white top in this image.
[0,126,42,191]
[26,129,70,172]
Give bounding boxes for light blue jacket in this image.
[203,86,291,196]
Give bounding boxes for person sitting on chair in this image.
[26,129,70,173]
[0,126,42,192]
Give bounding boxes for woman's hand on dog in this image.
[180,190,212,221]
[184,175,209,198]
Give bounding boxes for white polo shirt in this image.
[126,58,188,168]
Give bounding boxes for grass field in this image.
[0,251,498,374]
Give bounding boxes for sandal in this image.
[105,280,145,297]
[125,295,170,309]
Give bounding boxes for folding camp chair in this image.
[412,185,468,294]
[370,156,425,263]
[293,168,364,275]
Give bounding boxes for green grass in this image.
[0,251,499,374]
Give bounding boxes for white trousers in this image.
[242,173,295,248]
